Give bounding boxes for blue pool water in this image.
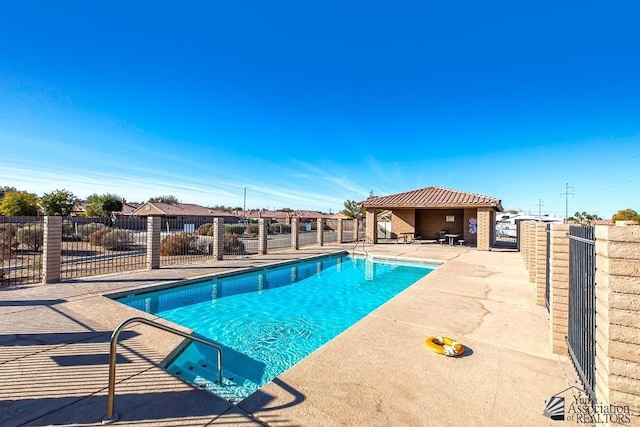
[117,254,435,402]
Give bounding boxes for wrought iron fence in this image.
[160,218,217,266]
[61,216,148,279]
[567,225,596,402]
[298,219,318,247]
[324,219,339,243]
[545,223,551,311]
[0,216,43,285]
[266,221,292,251]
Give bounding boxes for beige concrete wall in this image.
[391,208,415,237]
[147,216,161,268]
[595,226,640,419]
[549,223,569,354]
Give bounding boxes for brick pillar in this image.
[147,216,161,269]
[317,218,324,246]
[476,207,491,251]
[258,219,267,255]
[212,218,224,260]
[291,218,299,250]
[549,223,570,354]
[42,216,62,284]
[337,219,343,243]
[365,209,377,244]
[595,226,640,419]
[535,222,548,306]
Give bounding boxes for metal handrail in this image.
[102,316,224,424]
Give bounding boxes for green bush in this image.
[101,229,134,251]
[160,232,198,256]
[77,223,106,241]
[197,223,213,235]
[89,227,112,246]
[15,225,44,251]
[223,233,245,254]
[223,224,245,235]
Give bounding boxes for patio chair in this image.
[438,230,447,245]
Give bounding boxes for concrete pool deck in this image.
[0,243,578,426]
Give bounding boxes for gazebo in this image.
[360,186,504,250]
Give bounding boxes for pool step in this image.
[168,359,257,403]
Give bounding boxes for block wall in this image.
[594,226,640,420]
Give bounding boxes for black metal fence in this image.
[61,216,148,279]
[567,225,596,402]
[0,216,43,285]
[160,218,218,266]
[545,223,551,311]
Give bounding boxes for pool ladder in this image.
[102,316,224,424]
[352,237,369,257]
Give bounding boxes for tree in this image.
[568,211,602,225]
[0,186,17,200]
[39,189,80,216]
[342,200,365,218]
[148,195,179,204]
[0,191,39,216]
[611,208,640,222]
[84,193,124,217]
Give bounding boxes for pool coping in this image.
[0,243,578,426]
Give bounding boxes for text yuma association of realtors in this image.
[567,396,633,424]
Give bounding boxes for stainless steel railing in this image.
[102,316,224,424]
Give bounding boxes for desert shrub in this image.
[269,223,290,234]
[197,223,213,235]
[245,224,259,236]
[77,223,106,241]
[15,225,44,251]
[223,224,245,235]
[160,232,198,256]
[223,233,245,254]
[61,220,78,241]
[101,229,134,251]
[89,227,112,246]
[0,224,17,258]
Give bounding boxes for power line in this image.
[560,183,574,222]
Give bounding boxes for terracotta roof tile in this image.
[361,186,502,210]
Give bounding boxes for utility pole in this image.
[243,187,247,224]
[536,199,544,216]
[560,183,574,222]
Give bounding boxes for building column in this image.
[337,219,344,243]
[317,218,324,246]
[258,219,267,255]
[147,216,161,269]
[42,216,62,284]
[549,223,570,354]
[212,218,224,260]
[365,209,377,244]
[476,207,491,251]
[291,218,299,250]
[534,222,548,306]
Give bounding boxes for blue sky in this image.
[1,1,639,218]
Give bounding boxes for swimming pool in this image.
[117,254,435,402]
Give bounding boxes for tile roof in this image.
[132,202,236,217]
[361,186,503,210]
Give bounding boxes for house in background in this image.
[131,202,238,224]
[360,186,504,250]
